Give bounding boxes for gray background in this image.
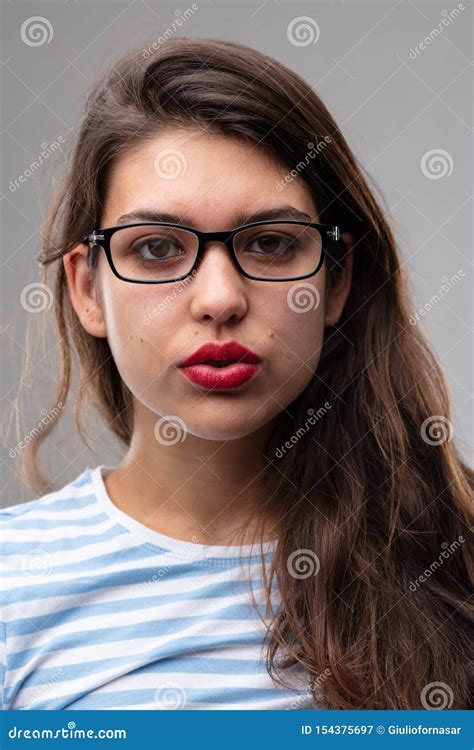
[1,0,472,506]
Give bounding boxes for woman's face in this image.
[66,128,352,441]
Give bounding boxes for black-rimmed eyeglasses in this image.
[82,220,340,284]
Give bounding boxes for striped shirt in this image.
[0,465,319,710]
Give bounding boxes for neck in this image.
[104,411,281,547]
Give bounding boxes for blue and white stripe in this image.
[0,466,318,710]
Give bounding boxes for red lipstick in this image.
[178,341,262,391]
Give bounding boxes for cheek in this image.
[101,287,174,387]
[257,291,326,404]
[276,311,325,394]
[266,289,326,366]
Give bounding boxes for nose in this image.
[188,241,249,325]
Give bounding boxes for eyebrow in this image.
[115,206,313,228]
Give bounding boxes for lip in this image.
[178,341,263,391]
[179,341,262,367]
[179,362,262,390]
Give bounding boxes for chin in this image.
[180,415,262,442]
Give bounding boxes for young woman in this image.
[1,37,472,711]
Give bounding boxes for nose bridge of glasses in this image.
[199,229,234,252]
[194,229,237,267]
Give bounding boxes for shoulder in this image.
[0,465,108,612]
[0,467,98,531]
[0,467,103,709]
[0,467,107,572]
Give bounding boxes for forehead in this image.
[101,129,318,228]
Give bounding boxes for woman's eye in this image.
[132,238,183,261]
[247,234,297,255]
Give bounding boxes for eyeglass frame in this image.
[81,220,341,284]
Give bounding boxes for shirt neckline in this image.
[90,464,278,561]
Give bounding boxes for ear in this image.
[63,245,107,338]
[324,231,354,328]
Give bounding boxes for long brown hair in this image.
[18,37,473,709]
